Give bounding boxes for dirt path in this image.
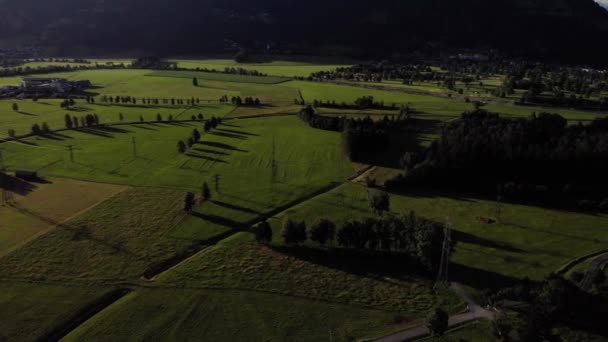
[374,283,495,342]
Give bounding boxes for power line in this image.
[434,218,452,289]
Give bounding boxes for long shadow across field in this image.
[0,173,37,195]
[198,141,248,153]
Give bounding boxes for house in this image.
[20,77,91,96]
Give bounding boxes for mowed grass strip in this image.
[63,288,399,342]
[0,187,194,281]
[0,282,116,342]
[0,177,126,256]
[158,233,460,315]
[147,70,290,84]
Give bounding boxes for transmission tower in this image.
[270,136,278,204]
[434,219,452,289]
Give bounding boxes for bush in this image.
[281,218,307,245]
[310,218,336,246]
[254,221,273,244]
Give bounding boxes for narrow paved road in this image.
[375,283,495,342]
[581,253,608,290]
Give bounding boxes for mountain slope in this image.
[0,0,607,63]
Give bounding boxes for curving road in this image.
[375,283,495,342]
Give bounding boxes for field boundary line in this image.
[556,247,608,275]
[0,185,128,258]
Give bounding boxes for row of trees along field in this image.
[252,210,445,272]
[177,117,221,153]
[308,59,608,109]
[389,110,608,211]
[0,63,128,77]
[297,104,411,161]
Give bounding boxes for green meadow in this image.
[262,183,608,287]
[170,58,352,77]
[63,288,398,342]
[1,58,606,341]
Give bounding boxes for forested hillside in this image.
[0,0,607,62]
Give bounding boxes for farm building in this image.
[20,77,92,96]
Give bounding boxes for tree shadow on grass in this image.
[132,125,158,131]
[267,244,434,285]
[210,200,261,215]
[452,230,528,253]
[185,153,229,164]
[0,173,37,196]
[449,262,522,289]
[209,131,249,140]
[198,141,248,153]
[16,111,37,116]
[192,148,230,156]
[191,211,246,229]
[216,128,259,136]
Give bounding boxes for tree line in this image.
[297,105,411,161]
[252,211,446,272]
[389,110,608,211]
[177,117,221,153]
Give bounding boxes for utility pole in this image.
[67,145,74,162]
[434,218,452,289]
[132,137,137,158]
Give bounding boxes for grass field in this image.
[63,287,400,342]
[0,116,353,274]
[0,282,115,341]
[170,58,351,77]
[147,70,290,84]
[0,177,125,256]
[1,59,606,341]
[0,187,195,281]
[289,81,600,122]
[158,233,460,315]
[260,183,608,288]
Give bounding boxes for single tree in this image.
[426,308,449,337]
[177,140,187,153]
[254,221,273,244]
[281,218,307,245]
[41,122,51,134]
[11,103,18,112]
[192,129,201,142]
[31,123,41,135]
[310,218,336,246]
[64,114,73,129]
[119,112,124,121]
[156,113,163,121]
[202,182,211,200]
[187,137,195,148]
[184,192,196,212]
[368,189,390,216]
[8,129,16,138]
[193,77,199,87]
